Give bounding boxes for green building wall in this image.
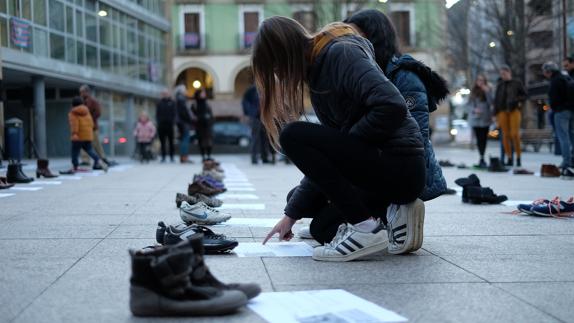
[172,1,445,53]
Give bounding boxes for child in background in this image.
[134,112,157,163]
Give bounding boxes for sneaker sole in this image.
[517,207,534,215]
[130,286,247,316]
[312,240,389,262]
[180,216,231,225]
[389,199,425,255]
[532,210,574,217]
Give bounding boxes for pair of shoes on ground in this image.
[203,159,224,173]
[188,177,226,196]
[129,233,260,317]
[5,162,34,183]
[308,199,425,262]
[193,174,225,190]
[179,201,231,225]
[0,176,14,189]
[517,197,574,217]
[454,174,507,204]
[540,164,561,177]
[156,221,238,253]
[488,157,509,172]
[176,192,223,208]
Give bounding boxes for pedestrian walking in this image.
[66,97,106,172]
[174,84,195,164]
[133,111,157,163]
[467,74,494,168]
[79,85,116,167]
[192,88,214,161]
[542,61,574,180]
[242,84,272,164]
[156,90,176,163]
[255,18,426,262]
[494,65,527,167]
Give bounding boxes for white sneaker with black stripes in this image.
[386,199,425,255]
[312,221,388,262]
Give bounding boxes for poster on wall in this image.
[10,17,31,48]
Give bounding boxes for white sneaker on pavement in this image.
[386,198,425,255]
[312,222,388,262]
[179,201,231,225]
[297,226,313,239]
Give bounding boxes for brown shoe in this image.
[36,159,58,178]
[541,164,561,177]
[0,176,14,189]
[203,160,224,172]
[188,182,223,196]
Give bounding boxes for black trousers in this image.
[281,122,425,237]
[473,127,489,157]
[158,123,174,161]
[250,118,271,162]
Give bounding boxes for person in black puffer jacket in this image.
[253,17,425,262]
[156,90,177,163]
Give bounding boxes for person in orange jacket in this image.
[67,96,107,172]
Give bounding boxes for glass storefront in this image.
[0,0,166,84]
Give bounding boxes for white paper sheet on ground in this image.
[0,193,15,198]
[58,175,82,180]
[9,186,43,191]
[215,217,281,227]
[109,165,134,172]
[224,180,251,184]
[233,242,313,257]
[219,203,265,210]
[502,200,533,207]
[77,172,101,177]
[29,181,62,185]
[226,183,254,188]
[248,289,407,323]
[220,193,259,200]
[226,187,256,192]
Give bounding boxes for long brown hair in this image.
[251,16,311,149]
[470,74,489,101]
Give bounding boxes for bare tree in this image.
[448,0,571,86]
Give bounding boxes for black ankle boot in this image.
[7,163,34,183]
[185,234,261,299]
[466,186,508,204]
[506,157,514,166]
[129,240,247,317]
[516,158,521,167]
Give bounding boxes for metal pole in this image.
[563,0,568,57]
[125,95,135,158]
[0,46,4,162]
[33,76,47,159]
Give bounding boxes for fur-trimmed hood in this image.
[386,55,449,112]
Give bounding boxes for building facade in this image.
[0,0,170,157]
[171,0,447,117]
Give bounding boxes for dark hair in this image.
[565,55,574,63]
[72,96,84,107]
[344,9,400,70]
[470,74,488,101]
[251,16,311,148]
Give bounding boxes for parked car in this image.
[213,119,251,147]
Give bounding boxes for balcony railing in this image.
[177,33,207,54]
[241,31,257,49]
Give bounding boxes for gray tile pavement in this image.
[1,146,573,322]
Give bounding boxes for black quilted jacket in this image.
[284,35,423,219]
